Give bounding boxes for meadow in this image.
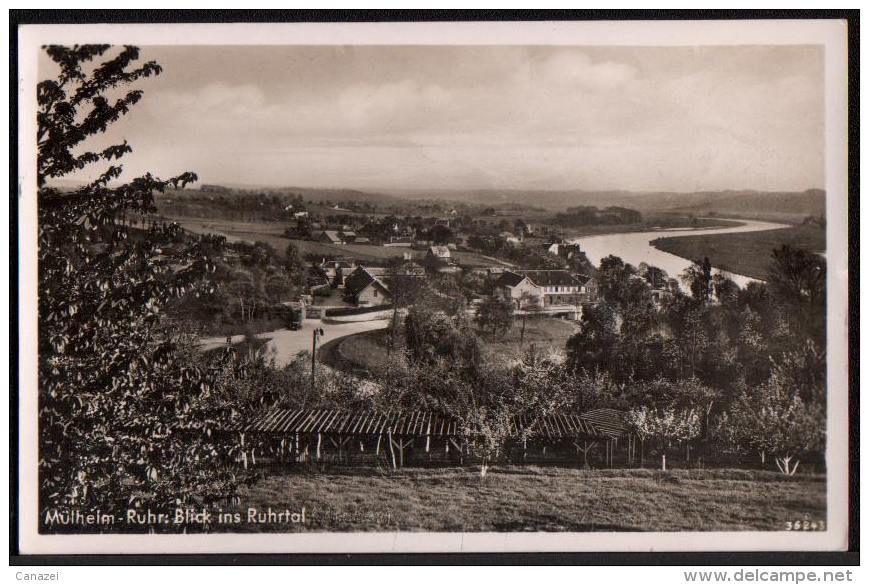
[320,317,579,374]
[651,225,826,281]
[223,466,826,532]
[166,215,503,267]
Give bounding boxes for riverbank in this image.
[574,218,790,288]
[650,225,826,281]
[561,215,739,239]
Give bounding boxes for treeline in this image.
[158,188,304,222]
[166,238,308,336]
[271,246,825,475]
[554,205,643,226]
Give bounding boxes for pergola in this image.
[235,408,632,469]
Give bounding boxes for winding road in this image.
[200,317,389,367]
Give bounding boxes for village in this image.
[187,199,625,362]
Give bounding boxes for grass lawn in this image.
[322,317,579,373]
[222,466,825,532]
[479,316,579,358]
[651,225,826,281]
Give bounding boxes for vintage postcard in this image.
[15,18,851,555]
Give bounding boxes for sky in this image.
[41,44,825,193]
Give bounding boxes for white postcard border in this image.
[16,18,851,555]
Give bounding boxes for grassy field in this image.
[165,215,501,266]
[322,318,578,373]
[478,316,579,358]
[651,225,826,281]
[560,215,738,239]
[221,466,825,532]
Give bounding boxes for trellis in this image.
[234,408,632,469]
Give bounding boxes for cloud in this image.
[540,52,638,89]
[57,45,823,192]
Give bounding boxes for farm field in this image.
[650,225,826,281]
[164,215,503,266]
[560,215,738,239]
[224,466,826,532]
[321,317,579,373]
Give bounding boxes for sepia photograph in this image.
[14,17,852,556]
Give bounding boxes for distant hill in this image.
[385,187,826,222]
[192,184,406,206]
[668,189,826,218]
[48,178,825,223]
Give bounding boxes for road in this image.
[199,317,390,366]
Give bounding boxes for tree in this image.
[37,45,251,524]
[429,224,453,245]
[264,273,293,304]
[516,290,543,347]
[475,296,514,336]
[404,306,481,368]
[712,273,739,305]
[720,370,824,475]
[566,302,620,376]
[681,257,713,302]
[625,406,702,470]
[283,243,306,288]
[767,245,826,342]
[597,255,638,306]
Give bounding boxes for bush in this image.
[324,304,394,317]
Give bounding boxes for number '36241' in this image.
[785,519,825,531]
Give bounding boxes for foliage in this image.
[37,45,255,520]
[475,296,514,336]
[681,257,713,302]
[767,245,826,343]
[554,205,643,227]
[625,406,702,468]
[718,342,825,473]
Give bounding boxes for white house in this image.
[495,270,589,308]
[343,267,391,306]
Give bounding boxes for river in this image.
[571,218,789,288]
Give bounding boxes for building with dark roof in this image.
[495,269,591,308]
[318,230,345,245]
[343,267,392,306]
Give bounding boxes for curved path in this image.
[200,317,389,366]
[572,218,789,288]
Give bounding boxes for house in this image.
[318,230,344,245]
[543,241,582,260]
[389,259,426,278]
[384,236,413,247]
[495,270,588,308]
[293,210,309,219]
[499,231,521,246]
[319,257,356,286]
[427,245,452,261]
[573,273,598,302]
[341,230,357,243]
[343,267,392,306]
[425,245,460,274]
[542,242,561,255]
[352,236,371,244]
